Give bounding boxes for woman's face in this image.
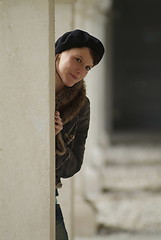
[56,47,93,87]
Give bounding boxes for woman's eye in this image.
[76,58,81,63]
[86,66,91,71]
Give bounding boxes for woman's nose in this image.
[76,65,85,75]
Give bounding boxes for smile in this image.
[70,73,77,80]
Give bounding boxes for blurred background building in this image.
[55,0,161,239]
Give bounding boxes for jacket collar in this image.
[56,80,86,125]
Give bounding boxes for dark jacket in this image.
[55,81,90,188]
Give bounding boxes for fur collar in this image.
[56,80,86,155]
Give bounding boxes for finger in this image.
[55,123,63,132]
[55,111,60,116]
[55,121,61,126]
[55,118,62,124]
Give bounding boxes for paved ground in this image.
[75,232,161,240]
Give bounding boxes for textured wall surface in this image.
[0,1,55,239]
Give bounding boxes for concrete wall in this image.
[0,1,55,239]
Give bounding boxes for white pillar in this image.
[0,1,55,240]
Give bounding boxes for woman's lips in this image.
[70,73,77,80]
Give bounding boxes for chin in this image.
[65,81,75,87]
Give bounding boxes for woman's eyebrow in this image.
[75,54,83,59]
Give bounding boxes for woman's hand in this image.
[55,111,63,135]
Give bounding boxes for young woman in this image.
[55,29,105,240]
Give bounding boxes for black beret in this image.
[55,29,105,65]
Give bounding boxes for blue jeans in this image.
[56,204,69,240]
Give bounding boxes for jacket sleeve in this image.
[56,98,90,179]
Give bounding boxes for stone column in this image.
[0,1,55,240]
